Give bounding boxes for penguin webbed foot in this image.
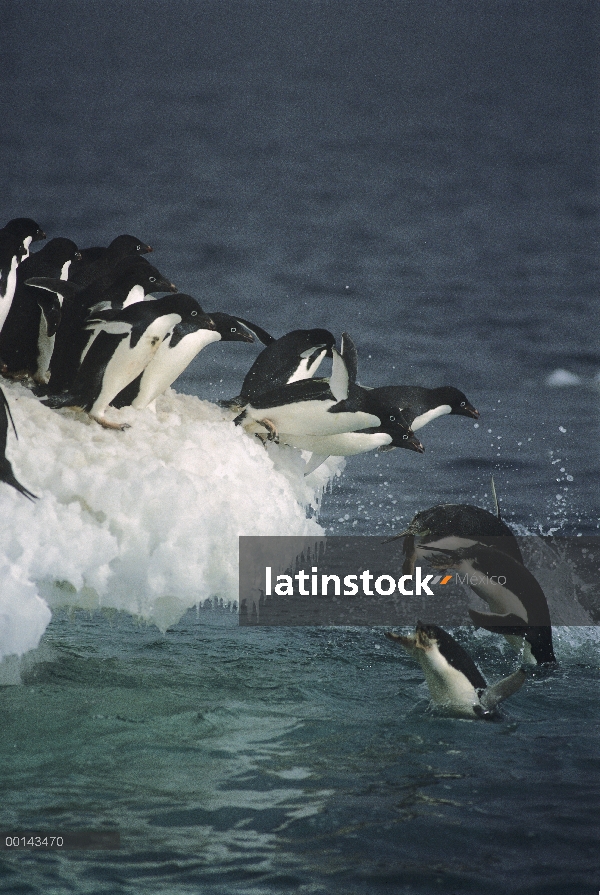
[90,414,131,431]
[258,418,279,442]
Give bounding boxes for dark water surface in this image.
[1,2,599,892]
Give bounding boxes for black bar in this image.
[1,831,120,849]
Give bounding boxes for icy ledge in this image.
[0,381,343,661]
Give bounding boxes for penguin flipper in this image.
[340,332,358,384]
[303,453,330,476]
[479,668,527,711]
[468,608,528,631]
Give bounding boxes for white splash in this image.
[0,381,343,661]
[545,369,582,387]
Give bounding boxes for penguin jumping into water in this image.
[223,328,336,411]
[425,544,556,666]
[41,295,199,429]
[235,346,390,440]
[387,490,525,576]
[386,623,527,720]
[367,385,479,431]
[0,386,37,500]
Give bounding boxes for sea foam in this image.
[0,381,343,661]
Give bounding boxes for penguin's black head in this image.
[210,313,255,343]
[107,234,153,258]
[137,262,177,294]
[432,386,479,420]
[165,294,216,331]
[363,395,425,454]
[36,237,81,264]
[0,233,26,267]
[3,218,46,242]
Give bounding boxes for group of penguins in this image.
[0,217,556,720]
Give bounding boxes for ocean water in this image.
[1,1,599,892]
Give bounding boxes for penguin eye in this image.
[137,245,142,251]
[149,276,156,282]
[403,434,408,439]
[460,401,465,406]
[390,415,395,421]
[191,310,197,316]
[231,327,236,333]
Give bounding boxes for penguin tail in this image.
[219,396,246,412]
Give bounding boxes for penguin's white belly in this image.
[286,348,327,383]
[122,284,146,307]
[418,651,479,716]
[456,559,527,620]
[410,404,452,431]
[244,401,381,436]
[0,256,19,333]
[131,329,221,408]
[280,430,392,456]
[36,315,54,383]
[90,313,181,415]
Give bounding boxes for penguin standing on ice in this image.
[27,258,177,393]
[0,233,28,338]
[111,308,263,410]
[386,623,526,720]
[0,386,37,500]
[42,295,201,429]
[0,238,81,382]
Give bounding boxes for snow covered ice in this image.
[0,381,343,661]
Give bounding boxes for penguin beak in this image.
[463,403,479,419]
[382,528,411,544]
[385,631,415,648]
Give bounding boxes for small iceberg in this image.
[545,369,582,387]
[0,381,343,662]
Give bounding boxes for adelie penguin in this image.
[68,234,153,288]
[387,486,525,576]
[27,257,177,394]
[0,238,81,383]
[223,328,335,411]
[0,385,37,500]
[0,218,46,259]
[0,233,28,339]
[236,342,416,441]
[368,385,479,431]
[386,623,527,720]
[111,309,264,410]
[42,295,199,430]
[426,543,556,666]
